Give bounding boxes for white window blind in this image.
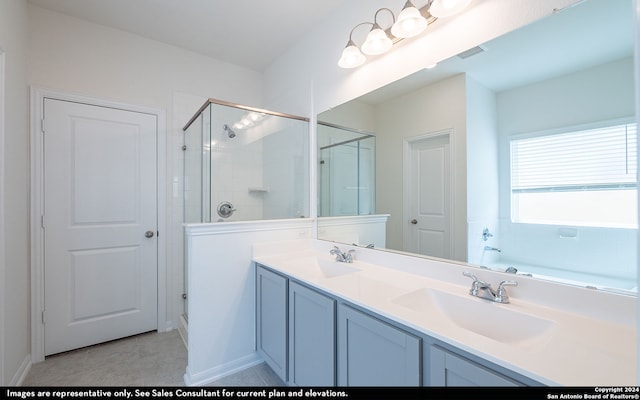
[511,123,637,193]
[510,122,638,228]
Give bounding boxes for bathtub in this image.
[483,261,638,295]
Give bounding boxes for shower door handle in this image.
[145,230,155,238]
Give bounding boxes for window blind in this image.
[511,123,637,193]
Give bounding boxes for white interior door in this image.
[406,134,452,259]
[43,98,158,356]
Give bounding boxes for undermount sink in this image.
[286,256,362,279]
[392,287,556,347]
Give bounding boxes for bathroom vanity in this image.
[253,241,637,387]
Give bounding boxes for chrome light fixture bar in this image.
[338,0,473,69]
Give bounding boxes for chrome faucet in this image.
[330,246,355,263]
[463,272,517,304]
[483,245,501,252]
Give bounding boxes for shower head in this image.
[223,124,236,138]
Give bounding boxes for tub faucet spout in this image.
[484,245,501,252]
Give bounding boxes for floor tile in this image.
[22,330,282,388]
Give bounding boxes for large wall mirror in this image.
[318,0,637,294]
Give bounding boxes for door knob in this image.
[411,219,418,225]
[145,230,155,238]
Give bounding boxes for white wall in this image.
[184,220,313,385]
[0,0,30,386]
[466,77,499,266]
[28,4,264,335]
[497,57,635,135]
[318,100,376,134]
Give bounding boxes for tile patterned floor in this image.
[22,330,283,387]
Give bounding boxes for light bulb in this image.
[361,26,392,55]
[391,3,428,39]
[338,42,366,68]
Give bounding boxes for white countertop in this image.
[253,243,638,386]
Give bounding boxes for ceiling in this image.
[27,0,349,72]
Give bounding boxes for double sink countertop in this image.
[253,241,637,386]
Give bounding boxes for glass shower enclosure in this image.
[183,99,310,223]
[182,99,310,318]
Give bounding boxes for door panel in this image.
[408,134,451,259]
[43,98,158,356]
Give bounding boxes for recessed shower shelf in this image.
[248,187,269,193]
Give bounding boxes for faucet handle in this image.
[463,271,478,282]
[463,271,490,295]
[498,280,518,290]
[463,271,490,286]
[495,280,518,303]
[345,249,355,263]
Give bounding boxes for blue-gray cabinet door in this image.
[256,265,288,382]
[337,304,421,386]
[289,282,336,386]
[430,346,522,386]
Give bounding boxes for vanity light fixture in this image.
[338,0,472,69]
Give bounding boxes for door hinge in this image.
[41,310,46,324]
[41,215,45,229]
[41,118,45,134]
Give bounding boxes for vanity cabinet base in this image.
[337,304,421,386]
[289,281,336,386]
[256,266,288,382]
[256,263,537,387]
[430,346,523,386]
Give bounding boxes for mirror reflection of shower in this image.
[317,122,376,217]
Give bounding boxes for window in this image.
[510,122,637,228]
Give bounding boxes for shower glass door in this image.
[182,99,310,318]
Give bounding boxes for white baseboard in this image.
[183,352,263,386]
[178,314,188,349]
[10,354,31,386]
